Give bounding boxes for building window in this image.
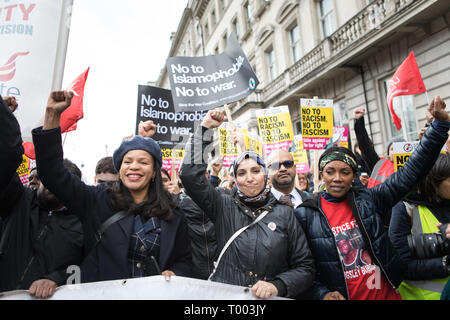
[333,99,348,127]
[211,10,216,26]
[204,22,209,38]
[266,47,276,81]
[289,24,301,63]
[382,79,418,141]
[319,0,336,37]
[232,18,239,39]
[222,33,228,50]
[244,2,252,29]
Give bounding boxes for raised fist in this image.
[353,107,365,119]
[4,96,18,113]
[46,90,74,115]
[138,120,157,138]
[201,109,226,129]
[428,96,449,122]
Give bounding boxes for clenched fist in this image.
[353,107,365,120]
[201,109,226,129]
[138,120,157,138]
[428,96,449,122]
[43,90,74,130]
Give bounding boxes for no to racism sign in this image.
[255,106,295,157]
[300,98,334,150]
[218,122,248,167]
[166,33,259,112]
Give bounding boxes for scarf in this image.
[319,151,358,173]
[232,151,271,206]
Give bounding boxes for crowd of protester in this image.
[1,90,450,300]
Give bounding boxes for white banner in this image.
[0,276,288,300]
[0,0,72,141]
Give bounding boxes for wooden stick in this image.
[312,96,320,192]
[224,104,243,154]
[171,149,177,183]
[313,150,320,193]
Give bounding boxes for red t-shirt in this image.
[320,196,401,300]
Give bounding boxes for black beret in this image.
[112,136,162,171]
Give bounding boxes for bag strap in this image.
[403,201,422,236]
[208,210,269,281]
[95,210,128,242]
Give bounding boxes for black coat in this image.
[0,97,84,292]
[294,122,449,300]
[389,195,450,280]
[180,126,315,298]
[177,192,217,280]
[32,126,192,283]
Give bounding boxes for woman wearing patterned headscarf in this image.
[180,109,315,299]
[294,96,450,300]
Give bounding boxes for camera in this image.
[407,223,450,259]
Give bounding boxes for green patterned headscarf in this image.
[319,151,358,172]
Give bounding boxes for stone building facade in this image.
[157,0,450,157]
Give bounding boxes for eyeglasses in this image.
[268,160,295,170]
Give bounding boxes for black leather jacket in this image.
[177,191,218,280]
[180,126,315,298]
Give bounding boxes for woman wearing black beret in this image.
[32,91,191,284]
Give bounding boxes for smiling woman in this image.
[32,90,192,283]
[294,95,450,301]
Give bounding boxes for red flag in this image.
[386,52,426,130]
[22,141,35,159]
[60,67,90,133]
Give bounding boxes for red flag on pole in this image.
[386,52,426,130]
[60,67,90,133]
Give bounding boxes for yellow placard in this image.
[257,112,294,144]
[16,154,30,177]
[394,153,410,172]
[218,128,239,156]
[161,148,184,159]
[245,133,263,156]
[300,106,333,138]
[292,140,308,165]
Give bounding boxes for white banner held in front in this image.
[0,275,289,300]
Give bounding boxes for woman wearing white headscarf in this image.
[180,109,315,299]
